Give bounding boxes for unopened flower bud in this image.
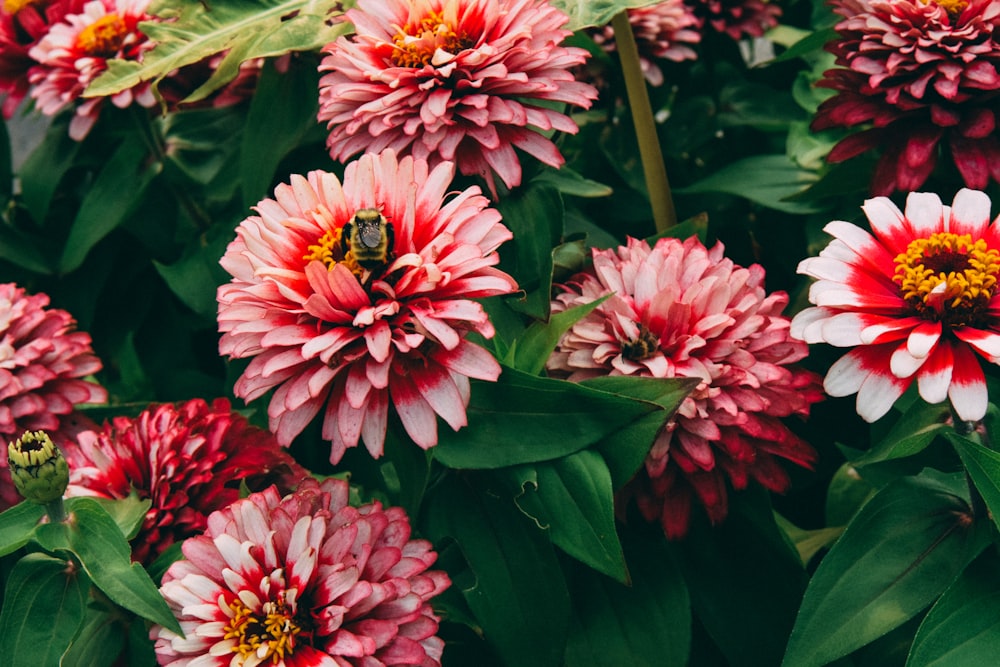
[8,431,69,505]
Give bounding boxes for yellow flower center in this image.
[893,231,1000,327]
[224,597,301,664]
[75,14,128,58]
[621,325,659,361]
[932,0,969,15]
[303,228,361,275]
[390,12,474,68]
[3,0,37,15]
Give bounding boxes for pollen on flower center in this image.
[621,325,660,361]
[3,0,37,15]
[390,12,475,68]
[303,227,362,275]
[928,0,969,16]
[893,231,1000,326]
[224,597,301,663]
[75,14,128,58]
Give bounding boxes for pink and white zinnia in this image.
[152,478,450,667]
[217,150,517,463]
[792,189,1000,422]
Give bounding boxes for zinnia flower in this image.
[590,0,702,86]
[62,398,307,564]
[217,149,518,464]
[152,478,450,667]
[791,189,1000,423]
[316,0,598,195]
[812,0,1000,195]
[0,283,105,511]
[548,236,822,539]
[28,0,156,140]
[686,0,780,41]
[0,0,83,117]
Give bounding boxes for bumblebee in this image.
[341,208,394,269]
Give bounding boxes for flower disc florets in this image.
[317,0,598,195]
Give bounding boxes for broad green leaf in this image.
[853,399,950,468]
[0,226,52,274]
[502,294,611,375]
[153,226,231,319]
[84,495,153,542]
[824,461,876,526]
[32,498,183,634]
[433,366,660,469]
[565,530,690,667]
[59,135,161,273]
[907,551,1000,667]
[675,155,823,214]
[423,474,571,667]
[158,106,243,185]
[0,553,89,664]
[948,431,1000,534]
[675,486,807,667]
[774,513,843,566]
[0,500,44,557]
[767,28,838,64]
[61,606,127,667]
[506,450,626,582]
[496,183,563,320]
[18,116,80,224]
[86,0,348,102]
[530,167,613,198]
[550,0,668,30]
[240,58,321,207]
[783,475,988,667]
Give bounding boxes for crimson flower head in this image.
[151,478,451,667]
[0,283,106,511]
[316,0,598,195]
[548,237,822,539]
[686,0,780,41]
[812,0,1000,195]
[27,0,156,140]
[0,0,84,117]
[217,149,518,464]
[792,189,1000,423]
[590,0,702,86]
[61,398,307,564]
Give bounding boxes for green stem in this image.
[611,10,677,233]
[950,405,989,520]
[44,497,67,523]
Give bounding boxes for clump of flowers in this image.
[792,189,1000,423]
[152,477,450,667]
[548,236,823,539]
[812,0,1000,195]
[0,0,84,117]
[27,0,156,140]
[686,0,780,41]
[217,149,518,464]
[316,0,599,195]
[0,283,106,511]
[61,398,307,564]
[590,0,702,86]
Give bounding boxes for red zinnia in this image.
[686,0,780,41]
[152,478,450,667]
[812,0,1000,195]
[548,237,822,539]
[316,0,598,195]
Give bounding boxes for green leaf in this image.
[86,0,349,102]
[647,211,709,246]
[783,475,988,667]
[825,461,876,526]
[32,498,183,635]
[85,495,153,542]
[496,183,563,320]
[502,294,611,375]
[550,0,668,30]
[0,225,52,274]
[0,553,90,665]
[907,551,1000,667]
[506,450,627,582]
[947,431,1000,535]
[59,135,161,273]
[675,486,807,667]
[675,155,823,214]
[17,117,81,224]
[240,58,321,207]
[433,366,660,469]
[853,400,950,468]
[61,606,127,667]
[774,513,844,566]
[159,107,243,185]
[424,474,571,667]
[0,501,45,558]
[530,167,613,198]
[564,529,690,667]
[767,28,838,64]
[153,226,230,319]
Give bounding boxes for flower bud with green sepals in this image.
[8,430,70,507]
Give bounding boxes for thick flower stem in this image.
[951,408,989,520]
[44,498,67,523]
[611,10,677,233]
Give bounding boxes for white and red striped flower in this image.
[548,236,822,539]
[217,149,518,464]
[27,0,155,140]
[317,0,598,195]
[792,189,1000,422]
[152,478,450,667]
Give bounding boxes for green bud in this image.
[8,431,70,505]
